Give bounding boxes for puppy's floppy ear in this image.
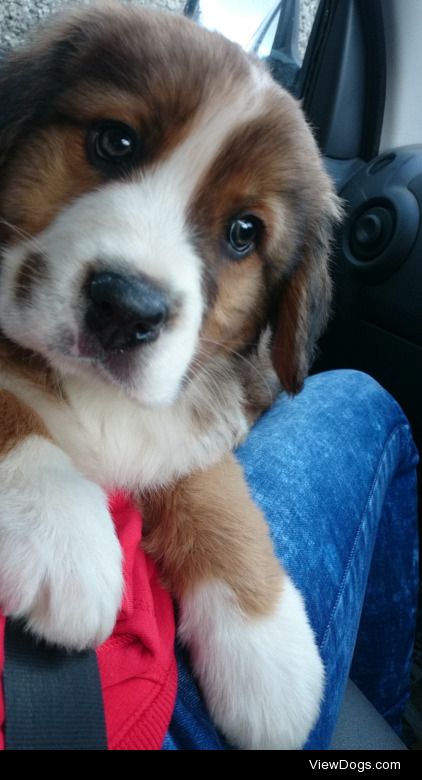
[271,198,341,395]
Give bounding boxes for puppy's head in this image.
[0,4,340,405]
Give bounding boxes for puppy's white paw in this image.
[0,437,123,650]
[180,575,323,750]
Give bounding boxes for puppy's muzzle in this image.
[85,271,169,351]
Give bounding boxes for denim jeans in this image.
[163,370,419,750]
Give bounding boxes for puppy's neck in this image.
[1,354,249,493]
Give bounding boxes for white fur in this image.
[148,59,273,209]
[0,65,273,408]
[0,183,204,406]
[179,576,324,750]
[0,30,319,751]
[0,435,123,650]
[0,361,249,491]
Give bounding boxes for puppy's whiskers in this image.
[0,218,48,259]
[184,357,236,419]
[199,336,275,406]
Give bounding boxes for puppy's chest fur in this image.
[0,359,255,492]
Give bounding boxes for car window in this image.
[185,0,320,94]
[298,0,319,61]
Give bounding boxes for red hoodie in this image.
[0,492,177,750]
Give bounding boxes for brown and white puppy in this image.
[0,3,340,749]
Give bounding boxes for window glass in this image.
[196,1,319,64]
[198,1,279,54]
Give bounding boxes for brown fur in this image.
[199,256,266,354]
[0,338,62,397]
[142,452,282,616]
[0,5,250,244]
[187,100,339,393]
[0,125,99,240]
[0,389,51,457]
[272,225,334,394]
[0,4,340,628]
[188,103,323,271]
[0,5,338,396]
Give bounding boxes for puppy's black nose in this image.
[85,272,169,351]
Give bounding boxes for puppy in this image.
[0,3,340,749]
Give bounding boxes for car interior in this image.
[187,0,422,751]
[0,0,420,751]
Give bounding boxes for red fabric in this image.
[0,492,177,750]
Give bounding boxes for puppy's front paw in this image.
[0,437,123,650]
[180,574,323,749]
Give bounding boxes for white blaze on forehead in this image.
[0,58,274,406]
[149,60,274,211]
[1,58,273,292]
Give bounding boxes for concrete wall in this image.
[0,1,185,48]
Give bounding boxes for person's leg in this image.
[163,370,419,750]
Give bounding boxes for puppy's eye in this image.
[87,121,139,173]
[226,216,263,259]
